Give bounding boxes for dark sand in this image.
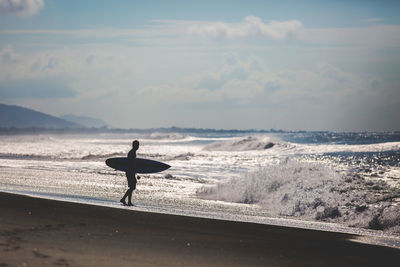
[0,192,399,266]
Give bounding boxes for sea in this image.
[1,130,400,246]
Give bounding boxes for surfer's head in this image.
[132,140,139,150]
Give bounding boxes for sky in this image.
[0,0,400,131]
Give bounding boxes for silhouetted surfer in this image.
[120,140,140,206]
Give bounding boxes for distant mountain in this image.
[0,103,81,129]
[60,114,107,128]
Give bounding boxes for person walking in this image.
[120,140,140,206]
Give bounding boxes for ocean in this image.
[1,130,399,242]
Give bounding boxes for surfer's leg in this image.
[121,172,133,205]
[127,188,134,206]
[127,176,137,206]
[120,189,129,205]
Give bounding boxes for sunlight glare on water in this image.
[0,131,399,238]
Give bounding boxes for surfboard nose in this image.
[163,163,171,170]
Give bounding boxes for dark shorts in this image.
[126,172,137,189]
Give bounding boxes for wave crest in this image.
[147,132,186,140]
[204,136,275,151]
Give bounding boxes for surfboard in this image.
[105,157,170,174]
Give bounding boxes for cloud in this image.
[364,18,383,23]
[0,77,76,99]
[138,54,371,110]
[0,45,69,81]
[0,45,18,64]
[0,16,302,43]
[0,45,154,103]
[264,81,282,92]
[3,16,399,50]
[302,25,400,48]
[317,63,351,83]
[0,0,44,16]
[0,34,397,130]
[188,16,303,40]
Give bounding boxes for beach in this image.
[0,192,399,266]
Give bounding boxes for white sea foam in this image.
[197,159,343,212]
[197,159,400,232]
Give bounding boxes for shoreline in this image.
[1,192,399,266]
[3,189,400,243]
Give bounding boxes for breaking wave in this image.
[0,153,55,161]
[147,132,186,140]
[204,136,276,151]
[197,159,400,232]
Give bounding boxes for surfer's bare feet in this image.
[120,199,127,205]
[127,202,133,206]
